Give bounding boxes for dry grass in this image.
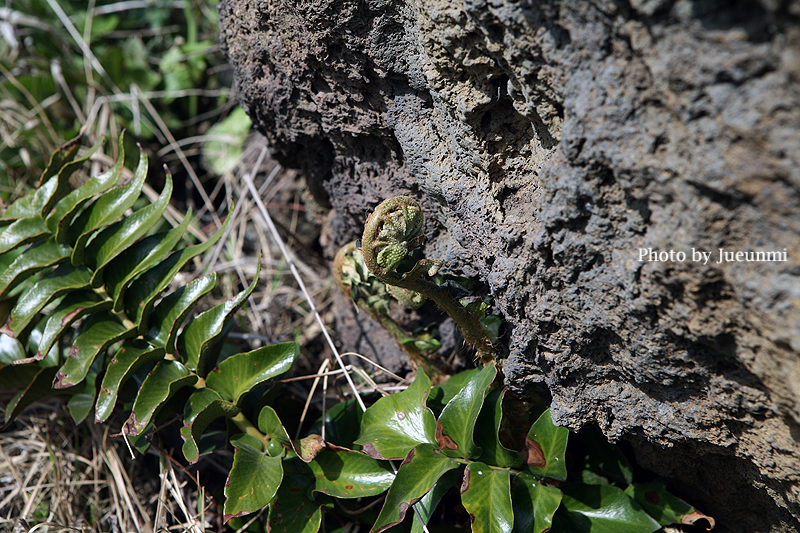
[0,399,206,533]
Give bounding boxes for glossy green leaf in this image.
[69,145,148,265]
[36,292,111,361]
[475,388,523,468]
[5,264,92,337]
[180,388,241,464]
[46,137,124,242]
[0,334,26,364]
[580,426,634,486]
[437,363,496,459]
[66,355,104,424]
[427,368,478,416]
[223,433,283,523]
[0,216,48,255]
[105,213,192,312]
[512,471,562,533]
[625,482,714,528]
[267,473,329,533]
[524,408,568,481]
[460,462,513,533]
[355,368,437,460]
[123,360,197,436]
[95,341,165,423]
[409,468,461,533]
[0,239,71,301]
[86,173,173,284]
[372,443,461,533]
[3,367,59,425]
[205,341,297,403]
[144,274,216,353]
[557,483,661,533]
[177,258,260,375]
[123,207,232,327]
[54,314,134,389]
[307,449,394,499]
[257,405,294,457]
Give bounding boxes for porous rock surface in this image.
[219,0,800,530]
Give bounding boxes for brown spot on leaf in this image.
[298,434,326,462]
[435,420,458,451]
[362,442,387,460]
[345,485,354,489]
[645,491,659,504]
[68,345,79,359]
[681,510,716,530]
[460,467,470,494]
[523,436,546,467]
[397,411,406,421]
[110,357,118,365]
[400,447,416,467]
[52,372,69,389]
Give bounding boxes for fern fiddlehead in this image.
[360,196,496,363]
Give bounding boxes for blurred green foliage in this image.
[0,0,234,204]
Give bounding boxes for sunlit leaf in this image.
[54,314,135,389]
[36,292,111,361]
[86,173,173,285]
[0,216,48,255]
[460,462,513,533]
[123,360,197,436]
[104,212,192,312]
[95,341,164,423]
[145,274,216,354]
[205,341,297,403]
[257,405,293,458]
[223,433,283,523]
[177,258,260,375]
[436,363,496,459]
[5,264,92,337]
[524,407,568,481]
[307,449,394,499]
[372,443,461,533]
[123,206,232,328]
[46,136,124,242]
[355,368,437,460]
[0,238,71,302]
[69,145,148,265]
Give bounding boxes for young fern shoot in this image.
[360,196,496,363]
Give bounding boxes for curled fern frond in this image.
[360,196,497,363]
